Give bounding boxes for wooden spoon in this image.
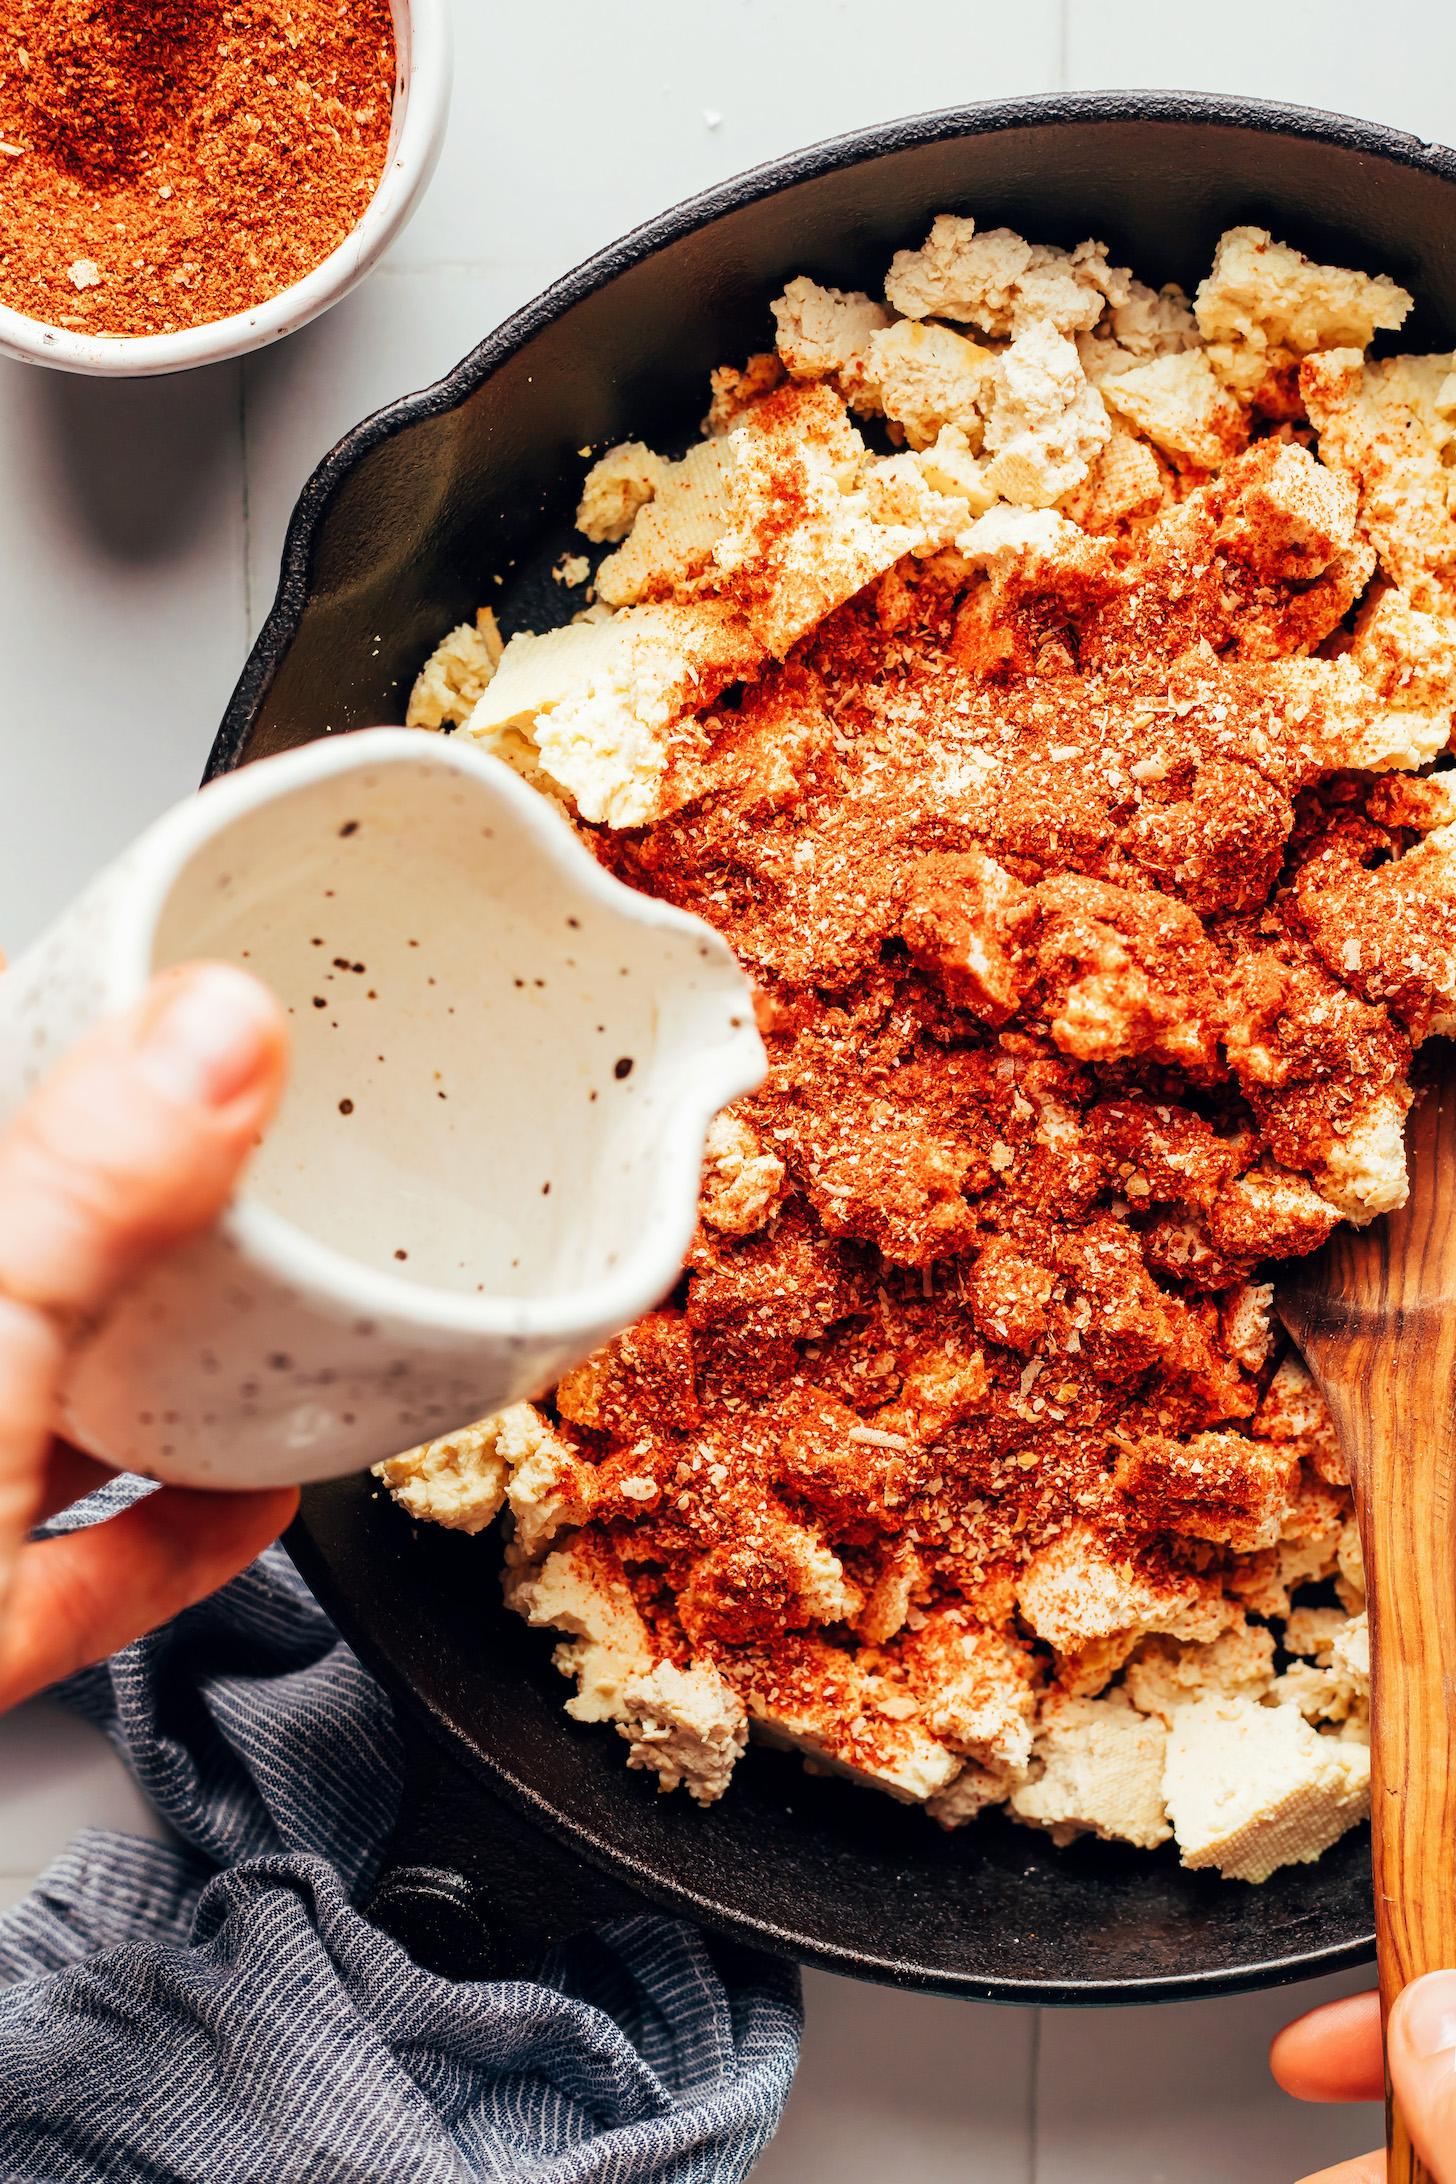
[1276,1054,1456,2184]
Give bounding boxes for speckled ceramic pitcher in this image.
[0,730,764,1487]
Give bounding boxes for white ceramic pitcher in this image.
[0,730,765,1488]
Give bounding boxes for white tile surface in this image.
[0,1700,167,1875]
[1063,0,1456,145]
[396,0,1064,276]
[0,360,246,952]
[1035,1970,1383,2183]
[757,1972,1036,2183]
[3,0,1444,2174]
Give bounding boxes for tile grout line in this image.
[1027,2007,1042,2184]
[238,362,255,642]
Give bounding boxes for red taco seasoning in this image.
[0,1,395,338]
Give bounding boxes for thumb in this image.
[0,961,288,1319]
[0,963,288,1602]
[1387,1973,1456,2183]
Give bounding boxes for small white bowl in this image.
[0,0,451,378]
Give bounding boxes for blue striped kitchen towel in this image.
[0,1490,801,2183]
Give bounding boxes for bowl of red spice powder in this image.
[0,0,450,375]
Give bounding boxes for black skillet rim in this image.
[206,86,1438,2000]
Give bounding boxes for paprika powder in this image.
[0,1,395,337]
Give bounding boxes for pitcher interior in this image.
[149,750,712,1302]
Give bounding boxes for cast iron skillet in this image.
[208,90,1456,2003]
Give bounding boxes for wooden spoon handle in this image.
[1342,1342,1456,2184]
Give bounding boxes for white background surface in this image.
[2,0,1435,2171]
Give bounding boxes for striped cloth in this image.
[0,1498,801,2182]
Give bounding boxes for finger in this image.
[34,1443,116,1526]
[0,1481,298,1708]
[1272,1992,1386,2103]
[0,961,288,1319]
[0,1295,65,1605]
[0,963,287,1621]
[1293,2158,1384,2183]
[1388,1972,1456,2184]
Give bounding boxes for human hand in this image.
[0,961,295,1711]
[1273,1976,1456,2181]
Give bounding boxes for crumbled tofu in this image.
[886,215,1034,330]
[793,1533,864,1624]
[1017,1522,1233,1693]
[1163,1695,1370,1882]
[1221,1280,1276,1375]
[1114,1429,1299,1553]
[770,275,890,404]
[863,319,996,449]
[402,211,1441,1874]
[896,1611,1038,1772]
[855,1543,923,1646]
[506,1535,658,1724]
[374,1415,510,1534]
[860,450,974,541]
[1351,586,1456,719]
[981,323,1110,507]
[1282,1472,1348,1557]
[1010,1691,1171,1849]
[1063,427,1168,530]
[1301,349,1456,606]
[1282,1606,1350,1661]
[595,436,740,606]
[1317,1085,1411,1220]
[498,1405,593,1558]
[1229,1519,1346,1623]
[1337,1517,1366,1613]
[1271,1662,1350,1725]
[1101,350,1247,471]
[901,844,1037,1024]
[956,503,1084,571]
[405,608,505,731]
[892,1349,991,1438]
[619,1660,749,1803]
[885,217,1118,341]
[1077,331,1141,386]
[915,425,998,515]
[1273,1611,1369,1727]
[1208,1164,1342,1267]
[1106,279,1199,360]
[1013,239,1129,340]
[462,599,758,826]
[674,1502,864,1647]
[927,1760,1020,1828]
[1253,1354,1344,1486]
[1331,1612,1370,1690]
[1195,226,1412,392]
[717,388,963,652]
[1303,652,1452,777]
[577,441,672,543]
[703,351,786,434]
[751,1690,963,1804]
[699,1110,787,1234]
[1123,1619,1277,1725]
[593,385,961,659]
[1216,440,1358,581]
